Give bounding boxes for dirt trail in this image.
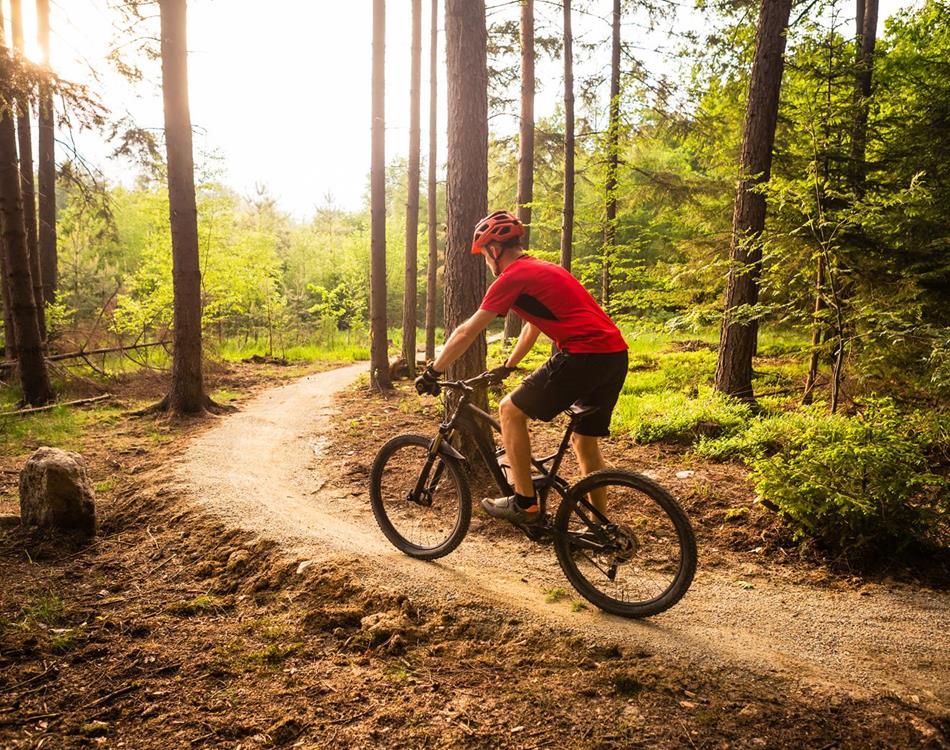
[174,364,949,712]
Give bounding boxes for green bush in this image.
[612,387,753,444]
[746,399,948,554]
[696,408,820,462]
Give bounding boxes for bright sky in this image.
[4,0,914,219]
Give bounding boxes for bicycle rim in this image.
[369,435,471,559]
[554,470,696,618]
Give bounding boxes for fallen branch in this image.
[0,340,169,370]
[0,394,113,418]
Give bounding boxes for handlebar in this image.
[437,370,507,392]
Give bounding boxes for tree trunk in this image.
[849,0,878,191]
[714,0,792,402]
[505,0,535,341]
[1,240,14,359]
[560,0,574,273]
[424,0,439,362]
[602,0,621,309]
[445,0,489,426]
[801,253,826,404]
[370,0,391,391]
[158,0,210,414]
[0,20,53,405]
[10,0,44,341]
[37,0,57,310]
[402,0,422,378]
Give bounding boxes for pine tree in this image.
[714,0,794,401]
[445,0,489,422]
[602,0,621,308]
[370,0,392,391]
[0,14,52,404]
[36,0,56,310]
[402,0,422,378]
[424,0,439,362]
[560,0,574,272]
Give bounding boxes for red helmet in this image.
[471,210,525,254]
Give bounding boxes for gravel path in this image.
[173,363,950,712]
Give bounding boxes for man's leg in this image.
[499,394,534,497]
[571,433,607,513]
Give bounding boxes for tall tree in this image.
[444,0,489,415]
[602,0,621,308]
[402,0,422,378]
[504,0,535,340]
[560,0,574,272]
[370,0,392,391]
[154,0,215,413]
[1,229,13,359]
[10,0,44,340]
[36,0,56,310]
[714,0,794,401]
[0,14,52,404]
[850,0,879,189]
[424,0,439,362]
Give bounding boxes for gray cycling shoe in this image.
[481,495,542,525]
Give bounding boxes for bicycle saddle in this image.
[565,404,600,420]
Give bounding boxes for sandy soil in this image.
[174,364,950,714]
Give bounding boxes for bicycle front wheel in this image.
[369,434,471,560]
[553,470,696,618]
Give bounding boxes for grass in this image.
[0,404,125,456]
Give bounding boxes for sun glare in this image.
[2,0,45,63]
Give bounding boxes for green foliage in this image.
[612,387,752,444]
[725,400,947,554]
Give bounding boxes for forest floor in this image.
[0,361,948,749]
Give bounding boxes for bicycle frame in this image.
[421,376,615,553]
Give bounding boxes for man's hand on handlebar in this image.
[486,365,516,385]
[415,363,442,396]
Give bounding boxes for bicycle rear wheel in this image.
[369,434,471,560]
[553,470,696,618]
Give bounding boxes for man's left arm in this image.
[431,309,497,374]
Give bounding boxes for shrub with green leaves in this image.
[612,387,752,444]
[746,399,948,555]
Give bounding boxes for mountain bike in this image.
[369,370,696,618]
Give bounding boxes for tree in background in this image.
[10,0,44,340]
[402,0,422,378]
[504,0,535,341]
[560,0,574,272]
[0,13,52,404]
[602,0,621,308]
[370,0,391,391]
[424,0,439,362]
[850,0,879,190]
[36,0,56,312]
[152,0,218,414]
[444,0,489,417]
[714,0,793,401]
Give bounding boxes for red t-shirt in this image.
[480,255,627,354]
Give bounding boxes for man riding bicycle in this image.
[415,210,629,525]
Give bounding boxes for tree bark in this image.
[158,0,210,414]
[714,0,793,402]
[850,0,878,190]
[370,0,392,391]
[424,0,439,362]
[560,0,574,273]
[1,237,13,359]
[445,0,489,424]
[10,0,44,340]
[0,21,53,405]
[403,0,422,378]
[37,0,56,309]
[505,0,535,340]
[602,0,621,309]
[801,253,826,404]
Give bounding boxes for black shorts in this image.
[509,350,628,437]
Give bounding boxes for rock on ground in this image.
[19,447,97,537]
